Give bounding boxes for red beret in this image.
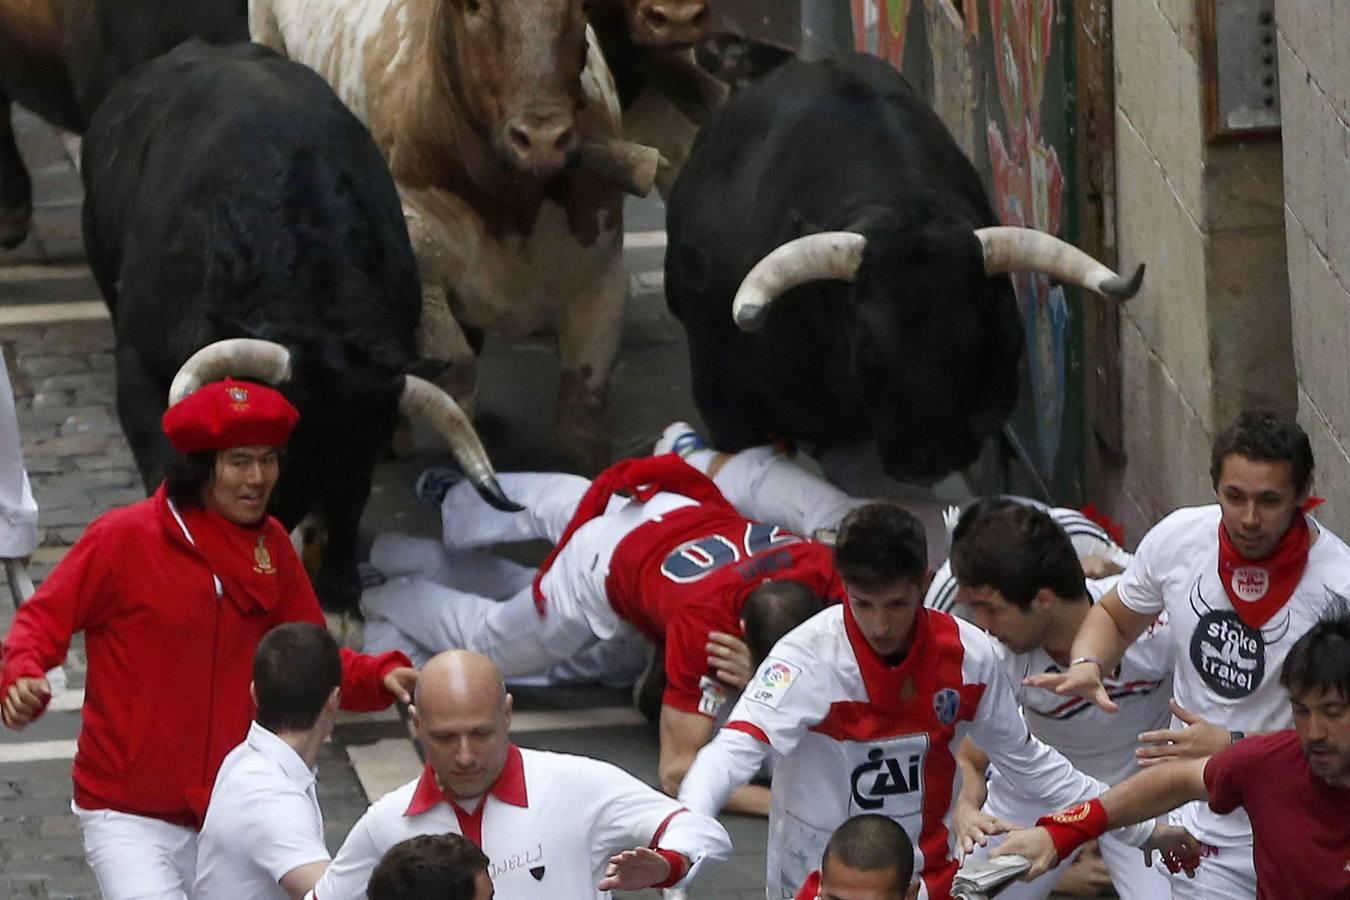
[162,378,299,454]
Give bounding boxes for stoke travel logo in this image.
[1189,581,1264,698]
[1230,566,1270,602]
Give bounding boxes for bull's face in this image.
[440,0,589,174]
[848,225,1023,483]
[623,0,712,46]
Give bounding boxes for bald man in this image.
[312,651,731,899]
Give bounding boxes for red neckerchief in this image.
[532,454,734,615]
[1217,512,1310,629]
[155,485,288,615]
[404,745,528,846]
[841,598,930,716]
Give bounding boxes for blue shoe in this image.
[413,464,464,508]
[653,421,708,458]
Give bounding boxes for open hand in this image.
[597,847,681,891]
[1136,700,1231,767]
[706,631,753,690]
[1024,661,1118,713]
[1142,822,1200,877]
[1,676,51,729]
[952,798,1015,858]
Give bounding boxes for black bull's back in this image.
[82,40,423,611]
[665,53,1022,479]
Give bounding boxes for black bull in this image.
[81,40,508,613]
[665,53,1141,484]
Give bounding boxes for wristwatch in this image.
[1229,730,1246,744]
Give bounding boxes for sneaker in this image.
[653,421,708,458]
[412,464,464,508]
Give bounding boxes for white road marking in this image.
[0,263,91,282]
[347,738,422,802]
[0,739,78,765]
[0,301,109,326]
[625,230,667,250]
[47,689,85,713]
[510,706,645,732]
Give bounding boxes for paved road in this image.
[0,108,771,898]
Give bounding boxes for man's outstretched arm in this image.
[1024,588,1156,712]
[659,705,770,816]
[992,757,1209,879]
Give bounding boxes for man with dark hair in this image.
[679,502,1168,899]
[367,834,493,900]
[994,601,1350,899]
[1031,410,1350,899]
[361,453,843,815]
[793,814,918,900]
[195,623,343,899]
[0,379,416,899]
[314,650,731,899]
[947,501,1173,899]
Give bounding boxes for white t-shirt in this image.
[926,504,1131,615]
[987,577,1173,795]
[311,745,730,900]
[194,722,329,900]
[1116,504,1350,846]
[678,605,1151,900]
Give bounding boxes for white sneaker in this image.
[653,421,709,458]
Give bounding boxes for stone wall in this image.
[1097,0,1295,544]
[1277,1,1350,535]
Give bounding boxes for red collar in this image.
[842,600,929,715]
[404,744,528,817]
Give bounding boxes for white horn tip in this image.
[733,297,769,331]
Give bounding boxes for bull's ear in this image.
[405,358,450,381]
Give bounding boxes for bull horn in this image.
[168,338,292,405]
[975,226,1145,299]
[732,232,867,331]
[398,375,522,512]
[578,136,665,198]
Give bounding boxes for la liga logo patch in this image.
[748,659,802,709]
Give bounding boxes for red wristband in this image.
[652,849,689,888]
[1035,799,1110,860]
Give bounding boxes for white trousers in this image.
[361,451,870,681]
[0,346,38,559]
[73,802,197,900]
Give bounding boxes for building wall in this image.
[1098,0,1295,544]
[1277,1,1350,536]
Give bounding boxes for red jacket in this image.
[0,486,410,828]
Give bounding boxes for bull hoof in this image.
[0,201,32,250]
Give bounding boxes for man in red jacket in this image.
[0,379,416,900]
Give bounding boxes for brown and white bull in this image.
[250,0,655,470]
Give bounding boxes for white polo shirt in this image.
[311,744,731,900]
[194,721,330,900]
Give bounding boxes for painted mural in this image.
[850,0,1078,491]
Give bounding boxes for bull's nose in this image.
[503,112,578,174]
[637,0,712,45]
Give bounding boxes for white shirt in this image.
[1116,504,1350,846]
[926,503,1131,615]
[678,606,1152,900]
[990,577,1174,787]
[311,745,730,900]
[194,722,330,900]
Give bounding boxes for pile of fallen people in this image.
[3,380,1348,899]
